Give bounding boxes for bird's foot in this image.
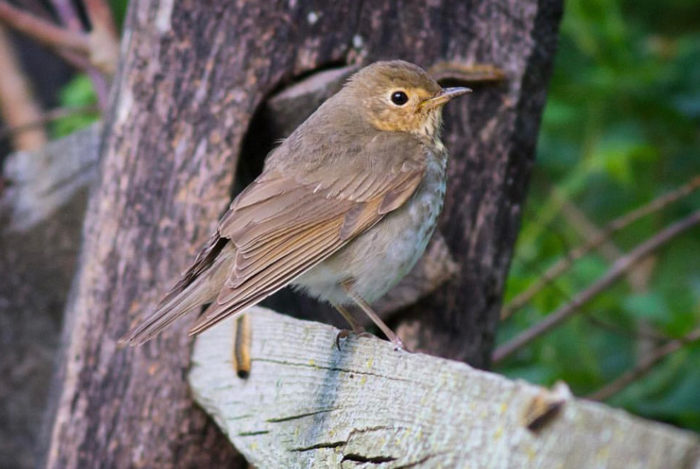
[335,327,373,350]
[391,335,410,352]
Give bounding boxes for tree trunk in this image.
[44,0,562,467]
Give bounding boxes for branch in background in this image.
[83,0,119,76]
[493,209,700,364]
[559,192,623,262]
[82,0,120,104]
[53,46,93,71]
[0,25,46,151]
[0,105,99,143]
[50,0,116,106]
[502,176,700,320]
[50,0,84,32]
[31,0,92,71]
[587,328,700,401]
[0,2,89,54]
[583,314,670,342]
[0,0,120,109]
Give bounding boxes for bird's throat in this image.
[413,109,443,145]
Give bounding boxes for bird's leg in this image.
[341,280,405,351]
[332,301,364,333]
[331,301,367,350]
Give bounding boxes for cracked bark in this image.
[189,307,700,468]
[41,0,563,467]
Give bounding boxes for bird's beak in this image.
[421,87,472,110]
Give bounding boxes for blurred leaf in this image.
[51,75,99,138]
[622,292,668,323]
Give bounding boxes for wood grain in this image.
[190,307,700,468]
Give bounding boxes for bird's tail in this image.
[118,251,232,347]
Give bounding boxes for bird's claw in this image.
[335,329,351,350]
[335,328,375,350]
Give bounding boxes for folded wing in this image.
[120,132,426,345]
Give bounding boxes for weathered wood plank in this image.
[190,307,700,468]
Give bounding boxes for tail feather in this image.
[118,252,232,346]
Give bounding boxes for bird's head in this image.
[345,60,470,140]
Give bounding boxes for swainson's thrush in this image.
[121,60,470,349]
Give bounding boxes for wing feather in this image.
[187,164,424,335]
[122,130,430,344]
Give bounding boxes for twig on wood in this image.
[502,177,700,320]
[0,2,89,54]
[0,105,99,143]
[493,210,700,364]
[587,328,700,401]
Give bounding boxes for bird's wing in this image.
[120,132,427,346]
[188,134,426,334]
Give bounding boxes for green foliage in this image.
[51,74,99,138]
[109,0,130,29]
[498,0,700,432]
[50,0,129,138]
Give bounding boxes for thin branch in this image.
[53,46,93,70]
[0,105,99,142]
[493,210,700,364]
[502,176,700,320]
[0,1,115,109]
[49,0,83,32]
[10,1,92,70]
[84,0,118,38]
[83,0,120,76]
[19,0,55,20]
[0,2,89,54]
[583,314,670,342]
[52,0,117,107]
[560,195,623,262]
[0,25,47,151]
[587,328,700,401]
[86,68,110,109]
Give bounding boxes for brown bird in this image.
[120,60,469,349]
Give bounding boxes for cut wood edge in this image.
[189,306,700,468]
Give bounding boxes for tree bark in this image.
[44,0,562,467]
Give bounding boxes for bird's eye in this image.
[390,91,409,106]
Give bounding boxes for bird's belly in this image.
[293,164,446,305]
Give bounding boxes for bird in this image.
[120,60,470,349]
